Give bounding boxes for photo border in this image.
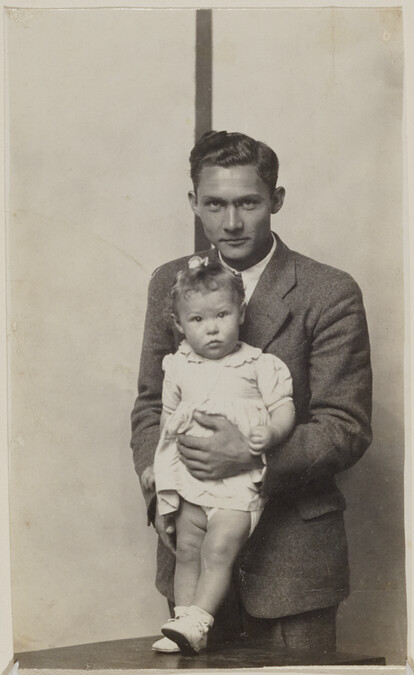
[0,1,411,672]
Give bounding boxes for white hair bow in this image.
[188,256,209,270]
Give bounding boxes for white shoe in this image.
[152,636,181,653]
[161,606,214,654]
[152,605,189,653]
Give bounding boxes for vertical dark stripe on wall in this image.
[194,9,213,252]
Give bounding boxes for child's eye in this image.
[217,311,227,318]
[191,316,202,322]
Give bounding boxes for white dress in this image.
[154,340,293,516]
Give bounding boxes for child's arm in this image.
[140,410,170,491]
[249,400,295,454]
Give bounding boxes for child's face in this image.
[174,287,245,360]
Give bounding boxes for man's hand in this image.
[154,506,176,555]
[141,464,155,491]
[177,411,262,480]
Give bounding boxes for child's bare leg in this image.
[195,509,250,616]
[174,500,208,607]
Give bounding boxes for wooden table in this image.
[15,635,386,670]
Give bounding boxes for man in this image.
[131,131,372,652]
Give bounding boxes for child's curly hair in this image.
[170,257,245,317]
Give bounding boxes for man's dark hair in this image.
[189,130,279,194]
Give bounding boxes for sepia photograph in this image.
[0,1,412,673]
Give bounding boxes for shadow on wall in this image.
[337,400,406,664]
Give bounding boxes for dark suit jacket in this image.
[131,234,372,618]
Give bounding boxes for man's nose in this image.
[223,206,242,231]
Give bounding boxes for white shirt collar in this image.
[218,233,277,303]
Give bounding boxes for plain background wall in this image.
[213,8,405,663]
[5,4,406,667]
[7,8,195,651]
[0,1,13,670]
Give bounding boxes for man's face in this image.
[189,165,285,271]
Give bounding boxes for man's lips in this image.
[220,238,249,245]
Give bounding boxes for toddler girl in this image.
[142,257,295,654]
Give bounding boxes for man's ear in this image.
[188,190,199,216]
[239,302,246,325]
[172,313,185,335]
[271,186,286,215]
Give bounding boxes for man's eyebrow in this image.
[200,195,226,202]
[200,193,261,202]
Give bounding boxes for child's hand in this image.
[141,464,155,491]
[248,425,275,453]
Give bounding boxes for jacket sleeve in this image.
[263,274,373,496]
[130,267,176,509]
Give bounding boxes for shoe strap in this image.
[194,618,210,634]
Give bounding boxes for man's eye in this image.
[241,199,257,209]
[205,200,222,211]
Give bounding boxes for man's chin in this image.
[218,245,251,266]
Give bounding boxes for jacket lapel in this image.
[240,235,296,350]
[206,236,296,351]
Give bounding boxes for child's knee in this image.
[203,520,250,567]
[203,538,235,568]
[176,532,202,563]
